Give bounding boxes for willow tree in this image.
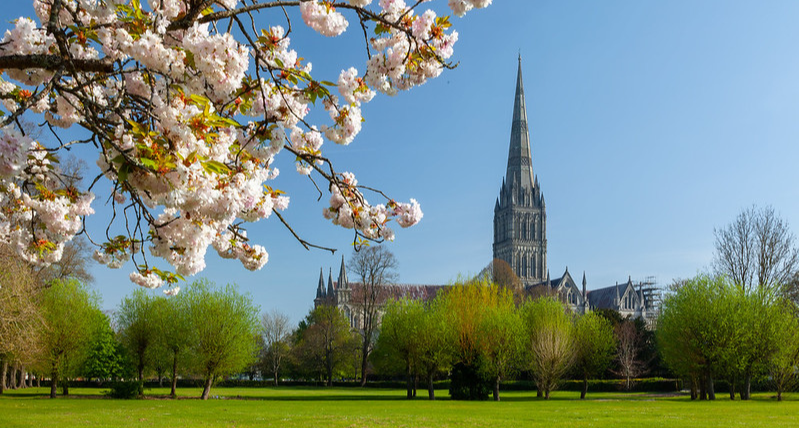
[521,297,574,399]
[182,281,259,400]
[573,312,616,399]
[36,279,102,398]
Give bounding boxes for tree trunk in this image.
[62,378,69,396]
[406,368,413,399]
[544,388,550,400]
[50,367,58,399]
[412,374,417,398]
[742,373,751,400]
[201,376,213,400]
[699,374,707,400]
[18,366,25,389]
[581,375,588,399]
[493,376,501,402]
[360,341,369,387]
[536,387,543,398]
[273,369,279,387]
[427,372,435,401]
[137,364,144,383]
[325,349,333,387]
[9,365,17,390]
[36,376,40,388]
[689,376,697,400]
[0,359,7,394]
[170,353,178,398]
[706,375,715,400]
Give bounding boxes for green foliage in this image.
[149,294,195,395]
[658,274,799,399]
[290,304,354,385]
[116,288,157,381]
[105,380,143,399]
[574,312,616,377]
[449,361,491,400]
[573,312,616,397]
[182,280,260,398]
[373,297,455,399]
[372,298,426,377]
[82,314,132,381]
[476,289,524,399]
[36,279,104,394]
[520,296,574,399]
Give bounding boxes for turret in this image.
[327,268,335,302]
[337,255,348,289]
[316,268,325,299]
[582,271,587,298]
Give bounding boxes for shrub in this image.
[106,380,143,399]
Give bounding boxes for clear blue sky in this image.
[4,1,799,324]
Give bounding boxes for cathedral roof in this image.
[586,278,636,310]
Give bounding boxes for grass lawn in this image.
[1,386,798,427]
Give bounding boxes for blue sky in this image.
[4,1,799,324]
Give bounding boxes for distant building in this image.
[313,256,444,329]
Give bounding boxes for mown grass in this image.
[1,386,798,427]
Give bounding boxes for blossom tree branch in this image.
[0,0,491,293]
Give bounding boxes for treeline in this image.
[659,275,799,401]
[368,281,622,401]
[0,277,259,400]
[283,280,649,401]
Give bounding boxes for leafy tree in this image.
[347,246,398,386]
[372,298,425,398]
[0,0,490,291]
[293,305,353,386]
[658,275,751,400]
[573,312,616,399]
[82,314,131,384]
[0,244,41,395]
[261,310,291,386]
[416,298,455,400]
[182,281,259,400]
[476,288,523,401]
[35,280,103,398]
[151,295,195,397]
[768,303,799,401]
[373,297,454,400]
[521,296,574,399]
[440,281,501,400]
[117,289,157,383]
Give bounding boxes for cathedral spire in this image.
[506,55,534,191]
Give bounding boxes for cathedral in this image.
[315,57,657,326]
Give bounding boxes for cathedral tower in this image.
[493,56,547,287]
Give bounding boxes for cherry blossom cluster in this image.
[323,171,422,242]
[0,0,490,293]
[0,127,95,268]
